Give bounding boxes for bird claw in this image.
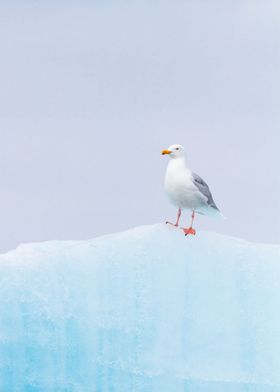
[182,227,196,236]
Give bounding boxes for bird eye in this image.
[176,148,179,150]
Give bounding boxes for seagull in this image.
[162,144,221,236]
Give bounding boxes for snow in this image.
[0,224,280,391]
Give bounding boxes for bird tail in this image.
[203,206,226,219]
[216,209,227,220]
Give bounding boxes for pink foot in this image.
[182,227,196,236]
[166,221,179,227]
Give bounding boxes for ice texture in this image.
[0,224,280,391]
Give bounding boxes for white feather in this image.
[163,144,221,216]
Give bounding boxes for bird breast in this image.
[164,159,204,209]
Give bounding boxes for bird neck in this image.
[167,157,187,173]
[168,156,186,168]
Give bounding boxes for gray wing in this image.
[192,172,219,210]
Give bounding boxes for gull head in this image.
[161,144,185,159]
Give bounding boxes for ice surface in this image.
[0,224,280,391]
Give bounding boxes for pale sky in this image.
[0,1,279,252]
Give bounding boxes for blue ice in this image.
[0,224,280,391]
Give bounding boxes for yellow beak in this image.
[161,149,171,155]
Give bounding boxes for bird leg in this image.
[166,208,181,227]
[182,211,196,236]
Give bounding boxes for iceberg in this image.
[0,224,280,391]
